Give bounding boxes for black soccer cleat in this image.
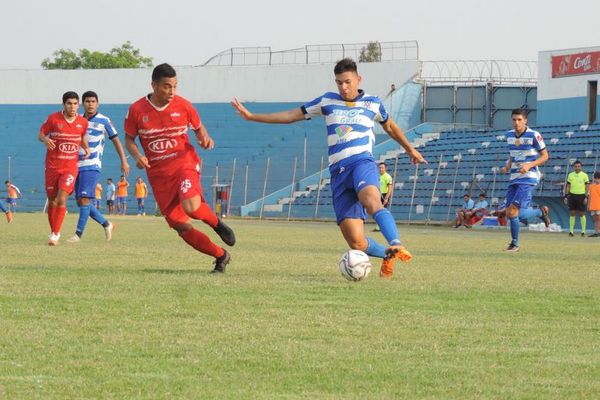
[539,206,551,228]
[211,250,231,274]
[213,218,236,246]
[568,232,574,237]
[505,243,520,253]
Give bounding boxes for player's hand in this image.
[563,196,568,205]
[500,166,509,174]
[135,155,150,169]
[197,134,214,150]
[519,163,531,174]
[43,137,56,150]
[408,148,427,164]
[121,162,131,177]
[82,147,91,159]
[231,98,254,121]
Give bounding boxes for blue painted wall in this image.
[537,96,600,125]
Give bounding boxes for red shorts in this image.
[46,169,78,198]
[148,167,204,228]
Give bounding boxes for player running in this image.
[232,58,426,278]
[38,91,90,245]
[0,199,12,223]
[67,91,130,243]
[500,108,551,252]
[124,63,235,273]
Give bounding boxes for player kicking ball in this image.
[232,58,426,278]
[125,64,235,273]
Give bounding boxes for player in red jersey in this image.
[38,91,91,245]
[124,63,235,273]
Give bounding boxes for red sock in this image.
[180,228,224,258]
[188,202,218,227]
[47,205,56,233]
[53,206,67,235]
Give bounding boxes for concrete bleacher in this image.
[255,123,600,228]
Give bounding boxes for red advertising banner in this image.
[552,51,600,78]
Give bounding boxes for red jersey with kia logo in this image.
[40,112,88,173]
[124,95,202,177]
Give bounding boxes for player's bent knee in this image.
[173,223,193,235]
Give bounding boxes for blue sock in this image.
[0,202,6,213]
[76,205,91,236]
[509,217,520,245]
[365,237,387,259]
[373,209,401,246]
[519,208,541,221]
[89,205,109,227]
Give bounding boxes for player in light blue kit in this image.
[67,91,130,243]
[500,108,551,252]
[232,58,426,278]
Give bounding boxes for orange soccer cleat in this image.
[380,245,412,278]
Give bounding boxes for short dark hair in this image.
[511,108,527,118]
[107,178,113,182]
[463,194,470,197]
[4,180,9,184]
[82,91,98,102]
[152,63,176,82]
[479,193,486,197]
[334,58,357,75]
[62,91,79,104]
[573,160,582,166]
[594,171,600,179]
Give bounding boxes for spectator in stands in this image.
[564,160,590,236]
[464,193,490,227]
[587,171,600,237]
[454,194,474,228]
[5,180,21,213]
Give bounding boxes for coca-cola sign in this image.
[552,51,600,78]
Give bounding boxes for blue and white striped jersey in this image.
[78,113,118,171]
[302,90,388,171]
[506,127,546,185]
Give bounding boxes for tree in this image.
[359,41,382,63]
[41,41,153,69]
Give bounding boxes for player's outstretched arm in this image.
[110,136,131,177]
[125,135,150,169]
[231,98,304,124]
[381,119,427,165]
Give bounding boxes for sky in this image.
[1,0,599,69]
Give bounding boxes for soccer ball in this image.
[339,250,372,281]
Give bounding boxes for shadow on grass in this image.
[142,268,217,275]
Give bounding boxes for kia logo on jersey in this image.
[148,138,177,153]
[58,142,79,153]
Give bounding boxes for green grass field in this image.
[1,213,599,399]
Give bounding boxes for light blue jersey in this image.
[78,113,118,172]
[302,90,388,171]
[506,127,546,185]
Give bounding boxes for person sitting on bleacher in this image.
[454,194,474,228]
[464,193,490,227]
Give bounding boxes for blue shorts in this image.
[107,200,114,207]
[117,196,127,205]
[6,198,16,205]
[331,159,380,224]
[506,183,535,209]
[75,170,100,199]
[137,197,145,205]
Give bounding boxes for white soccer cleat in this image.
[48,233,60,246]
[67,235,81,243]
[104,222,115,241]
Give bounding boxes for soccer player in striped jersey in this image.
[39,91,91,245]
[232,58,427,278]
[500,109,551,252]
[67,91,130,243]
[125,63,236,273]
